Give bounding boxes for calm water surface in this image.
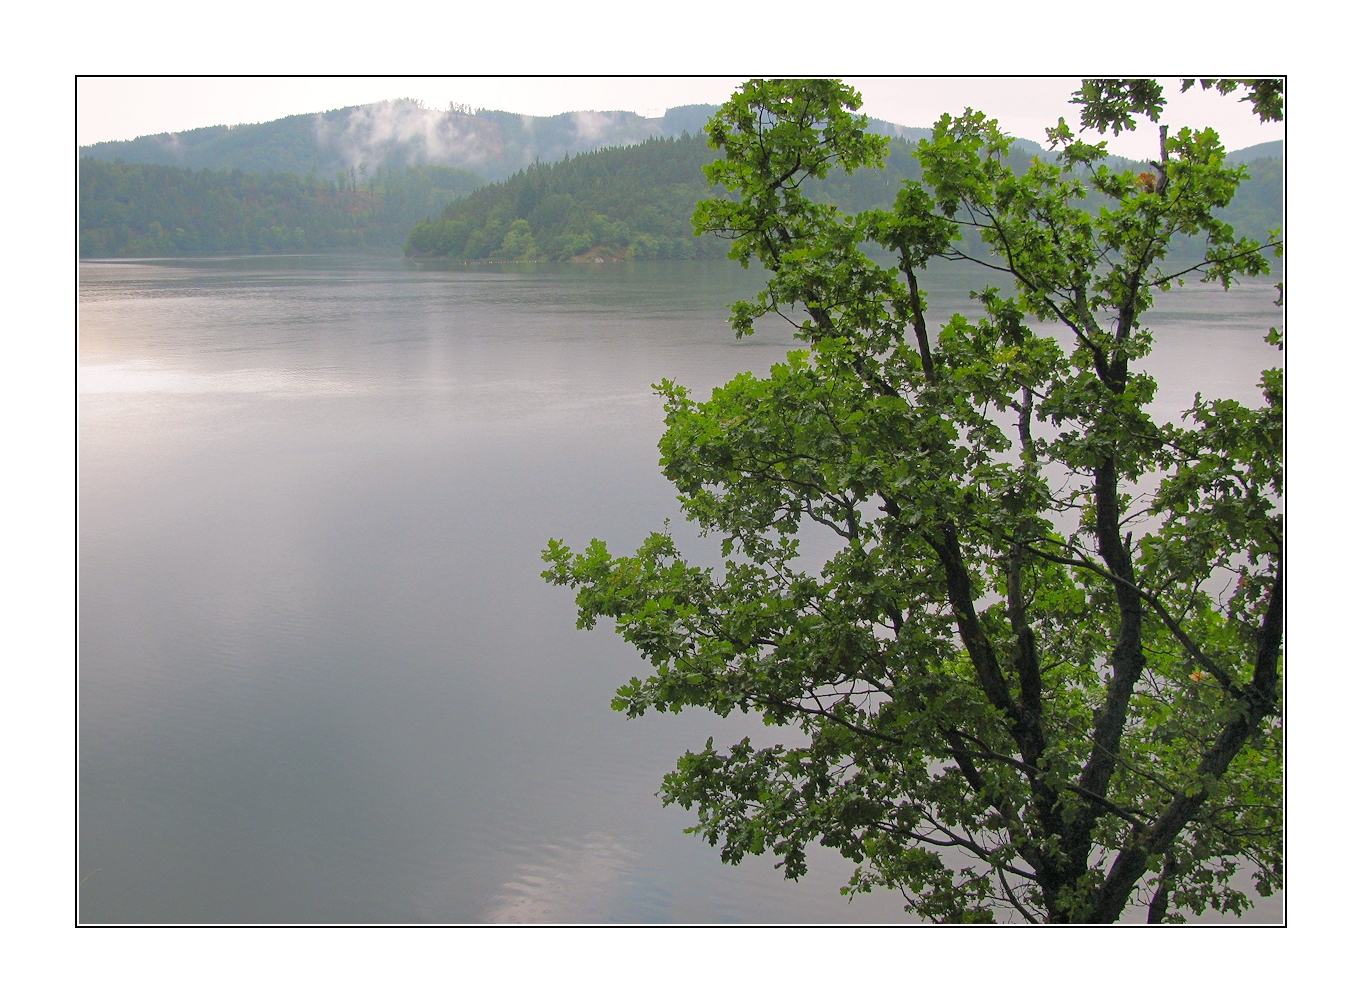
[78,254,1282,923]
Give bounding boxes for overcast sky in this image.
[77,77,1284,161]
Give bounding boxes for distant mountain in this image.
[78,95,1280,261]
[80,92,1275,186]
[1226,140,1283,165]
[79,99,952,184]
[79,101,723,183]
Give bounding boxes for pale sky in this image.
[77,77,1284,161]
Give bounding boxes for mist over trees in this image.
[79,99,946,185]
[80,101,727,184]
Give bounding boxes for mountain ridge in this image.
[78,100,977,183]
[81,101,726,183]
[79,96,1271,186]
[79,100,1280,260]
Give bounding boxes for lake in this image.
[78,254,1282,923]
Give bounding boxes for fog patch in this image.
[311,99,498,171]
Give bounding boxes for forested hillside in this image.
[1215,155,1281,240]
[404,135,726,261]
[404,131,1281,264]
[79,99,937,185]
[403,133,1011,262]
[80,160,484,257]
[79,91,1280,263]
[80,101,725,183]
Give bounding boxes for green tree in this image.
[543,79,1282,923]
[501,218,540,261]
